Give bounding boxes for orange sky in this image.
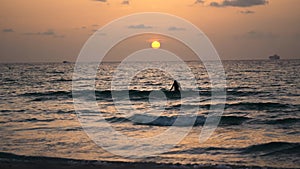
[0,0,300,62]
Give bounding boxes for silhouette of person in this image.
[170,80,181,92]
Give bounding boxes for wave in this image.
[20,89,297,102]
[219,116,251,125]
[21,91,73,101]
[242,142,300,156]
[13,118,56,123]
[0,151,288,169]
[1,118,56,124]
[0,109,25,113]
[51,78,72,82]
[106,114,250,127]
[188,102,292,111]
[21,91,71,97]
[19,89,265,98]
[46,71,65,74]
[20,90,193,102]
[226,90,269,97]
[20,90,298,112]
[56,110,75,114]
[225,102,291,110]
[265,118,300,125]
[3,78,16,82]
[20,89,284,101]
[164,142,300,157]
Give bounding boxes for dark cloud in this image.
[121,0,129,5]
[128,24,153,29]
[240,10,255,14]
[210,0,268,7]
[168,26,186,31]
[2,28,14,33]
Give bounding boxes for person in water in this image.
[170,80,181,92]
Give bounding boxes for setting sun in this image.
[151,41,160,49]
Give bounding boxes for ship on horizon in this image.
[269,54,280,60]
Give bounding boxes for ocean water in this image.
[0,60,299,168]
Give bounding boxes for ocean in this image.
[0,60,299,169]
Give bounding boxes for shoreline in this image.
[0,152,292,169]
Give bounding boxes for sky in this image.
[0,0,300,62]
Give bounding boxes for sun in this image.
[151,41,160,49]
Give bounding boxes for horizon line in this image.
[1,58,300,64]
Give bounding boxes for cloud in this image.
[240,10,255,14]
[42,30,55,35]
[210,2,222,7]
[121,0,129,5]
[53,35,65,38]
[2,28,14,33]
[74,25,92,30]
[94,0,107,2]
[23,29,64,38]
[210,0,268,7]
[24,30,55,36]
[128,24,153,29]
[93,31,106,36]
[94,0,129,5]
[194,0,205,4]
[168,26,186,31]
[243,30,279,39]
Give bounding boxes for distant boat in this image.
[269,54,280,60]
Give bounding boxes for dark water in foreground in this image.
[0,60,299,168]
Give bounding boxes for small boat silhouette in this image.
[269,54,280,60]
